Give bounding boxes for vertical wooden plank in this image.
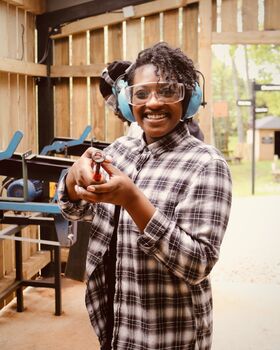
[26,11,35,63]
[264,0,280,30]
[54,37,70,137]
[144,14,160,48]
[3,225,14,290]
[212,0,217,32]
[17,9,27,150]
[8,4,20,149]
[0,1,8,58]
[8,4,17,59]
[0,239,3,307]
[0,236,3,280]
[126,18,142,61]
[162,9,179,47]
[0,73,9,150]
[107,23,125,142]
[26,77,36,151]
[9,74,20,144]
[198,0,213,144]
[90,28,105,141]
[71,32,88,138]
[242,0,258,31]
[17,7,25,60]
[26,11,36,151]
[182,3,199,63]
[107,23,123,62]
[220,0,237,32]
[18,76,28,148]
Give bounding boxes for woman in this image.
[58,42,232,350]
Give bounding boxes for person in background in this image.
[99,59,204,141]
[58,42,232,350]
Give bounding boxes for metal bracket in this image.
[40,125,92,155]
[0,131,23,161]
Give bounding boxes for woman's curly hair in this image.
[127,42,198,90]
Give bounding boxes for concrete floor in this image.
[0,277,99,350]
[0,195,280,350]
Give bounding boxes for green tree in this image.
[247,45,280,117]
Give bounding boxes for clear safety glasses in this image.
[124,81,185,106]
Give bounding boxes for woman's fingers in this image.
[101,161,122,177]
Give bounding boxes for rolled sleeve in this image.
[137,209,170,253]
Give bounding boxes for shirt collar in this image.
[138,122,190,156]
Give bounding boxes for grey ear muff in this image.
[101,67,115,87]
[184,82,202,119]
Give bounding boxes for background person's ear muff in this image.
[101,67,115,87]
[113,79,135,123]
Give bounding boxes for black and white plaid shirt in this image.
[58,122,232,350]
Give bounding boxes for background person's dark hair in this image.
[99,60,131,98]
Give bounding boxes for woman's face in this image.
[131,64,183,144]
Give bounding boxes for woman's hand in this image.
[75,161,156,231]
[74,161,138,208]
[65,147,110,201]
[66,149,156,230]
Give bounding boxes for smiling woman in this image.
[58,41,232,350]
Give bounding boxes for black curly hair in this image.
[127,42,198,90]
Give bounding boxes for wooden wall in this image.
[51,1,202,143]
[0,0,45,309]
[50,0,280,144]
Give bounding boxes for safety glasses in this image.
[124,81,185,106]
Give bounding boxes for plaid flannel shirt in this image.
[58,122,232,350]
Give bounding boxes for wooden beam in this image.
[37,0,153,29]
[0,250,51,295]
[51,0,198,39]
[0,57,47,76]
[2,0,46,14]
[212,30,280,45]
[50,63,106,78]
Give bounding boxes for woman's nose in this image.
[145,92,164,107]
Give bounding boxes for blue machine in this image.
[7,179,43,201]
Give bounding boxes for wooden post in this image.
[36,19,54,152]
[198,0,213,144]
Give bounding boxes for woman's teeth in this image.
[146,114,166,120]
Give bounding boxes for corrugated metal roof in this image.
[255,116,280,130]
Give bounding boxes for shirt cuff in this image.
[57,172,89,211]
[137,209,170,254]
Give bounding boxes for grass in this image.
[229,160,280,197]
